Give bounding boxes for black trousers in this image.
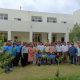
[21,53,28,67]
[12,56,16,66]
[15,52,21,66]
[70,55,76,64]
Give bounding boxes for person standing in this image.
[21,42,28,67]
[61,42,68,63]
[15,42,22,66]
[28,44,34,64]
[77,43,80,65]
[12,43,17,67]
[69,43,77,64]
[3,41,13,73]
[33,43,38,64]
[56,43,62,55]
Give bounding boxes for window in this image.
[31,16,42,22]
[14,18,21,21]
[0,13,8,20]
[47,17,57,23]
[61,21,67,24]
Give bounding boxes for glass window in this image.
[4,14,8,20]
[0,13,8,20]
[14,18,21,21]
[61,21,67,24]
[47,17,57,23]
[31,16,42,22]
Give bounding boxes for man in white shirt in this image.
[45,43,49,53]
[61,42,68,63]
[56,43,62,53]
[37,42,45,53]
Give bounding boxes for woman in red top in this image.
[28,44,34,63]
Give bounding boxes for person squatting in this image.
[1,41,80,73]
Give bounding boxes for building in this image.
[0,8,79,43]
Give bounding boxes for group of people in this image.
[1,41,80,73]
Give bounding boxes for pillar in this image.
[30,31,33,42]
[65,33,69,42]
[48,32,52,43]
[8,31,11,40]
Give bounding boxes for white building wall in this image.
[0,8,76,42]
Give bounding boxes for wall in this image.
[11,32,29,42]
[0,8,75,42]
[0,8,74,34]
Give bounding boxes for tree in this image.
[69,23,80,42]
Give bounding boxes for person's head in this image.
[33,43,37,47]
[16,41,21,46]
[7,41,12,46]
[23,42,27,46]
[26,43,28,47]
[13,42,16,47]
[71,43,74,46]
[63,42,66,46]
[67,42,70,45]
[77,41,80,48]
[77,41,80,44]
[29,43,33,47]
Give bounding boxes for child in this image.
[48,43,56,64]
[36,50,42,66]
[42,50,47,65]
[56,52,63,64]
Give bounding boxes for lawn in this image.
[0,64,80,80]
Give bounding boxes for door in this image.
[52,34,56,42]
[33,34,42,42]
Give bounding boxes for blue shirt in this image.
[3,46,8,53]
[16,45,22,53]
[3,46,13,55]
[12,46,17,56]
[69,46,77,55]
[36,53,42,58]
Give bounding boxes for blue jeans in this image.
[70,54,76,64]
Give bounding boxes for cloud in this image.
[0,0,79,13]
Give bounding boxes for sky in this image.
[0,0,80,14]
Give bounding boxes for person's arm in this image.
[69,47,71,54]
[21,47,24,57]
[76,48,78,56]
[75,47,78,55]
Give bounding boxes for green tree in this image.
[69,23,80,42]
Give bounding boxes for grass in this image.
[0,64,80,80]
